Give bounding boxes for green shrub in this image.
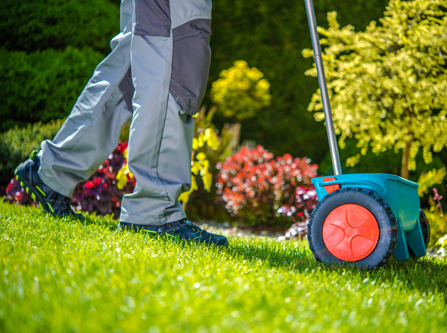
[424,210,447,248]
[0,119,64,186]
[0,0,118,131]
[0,47,103,131]
[0,0,118,54]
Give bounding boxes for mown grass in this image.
[0,200,446,333]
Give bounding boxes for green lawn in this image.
[0,200,446,333]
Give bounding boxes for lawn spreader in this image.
[304,0,429,269]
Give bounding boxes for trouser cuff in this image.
[37,150,74,197]
[119,210,186,227]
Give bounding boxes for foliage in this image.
[5,179,36,208]
[278,205,309,240]
[210,60,271,122]
[115,145,134,191]
[183,108,242,221]
[1,201,447,333]
[318,136,447,181]
[417,168,446,197]
[210,0,390,163]
[424,209,447,249]
[0,0,118,54]
[437,234,447,258]
[216,145,318,226]
[179,111,221,204]
[0,47,104,131]
[423,186,447,248]
[6,142,135,218]
[304,0,447,178]
[71,142,135,216]
[0,0,117,131]
[0,119,64,187]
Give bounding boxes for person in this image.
[14,0,228,246]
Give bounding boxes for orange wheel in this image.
[322,204,379,261]
[307,188,398,269]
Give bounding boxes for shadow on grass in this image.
[228,240,319,270]
[77,213,447,301]
[80,213,118,230]
[227,240,447,301]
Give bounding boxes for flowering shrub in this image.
[6,177,35,207]
[6,141,136,217]
[423,186,447,253]
[211,60,271,122]
[71,141,135,216]
[178,127,220,204]
[216,145,318,227]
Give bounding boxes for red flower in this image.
[84,180,95,189]
[216,145,319,225]
[15,191,23,202]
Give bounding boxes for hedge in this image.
[0,0,118,54]
[0,119,64,187]
[0,47,104,132]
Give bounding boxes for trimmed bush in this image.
[0,119,64,187]
[0,0,118,131]
[0,0,118,54]
[0,47,104,131]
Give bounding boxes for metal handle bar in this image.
[304,0,342,175]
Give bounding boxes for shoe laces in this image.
[184,220,204,234]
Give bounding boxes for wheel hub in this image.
[322,204,380,261]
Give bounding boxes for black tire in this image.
[307,188,398,269]
[419,209,431,248]
[409,209,430,258]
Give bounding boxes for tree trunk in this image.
[223,122,242,153]
[400,141,411,179]
[233,122,242,149]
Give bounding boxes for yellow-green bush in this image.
[304,0,447,178]
[211,60,271,122]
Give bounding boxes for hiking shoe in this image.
[118,219,228,246]
[14,151,84,220]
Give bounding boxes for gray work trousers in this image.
[38,0,212,225]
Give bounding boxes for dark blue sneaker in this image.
[118,219,228,246]
[14,151,84,220]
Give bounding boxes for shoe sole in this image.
[14,162,53,214]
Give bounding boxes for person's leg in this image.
[119,0,213,226]
[14,0,137,218]
[37,0,134,197]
